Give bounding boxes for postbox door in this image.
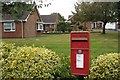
[71,49,90,75]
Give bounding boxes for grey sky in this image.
[38,0,120,19]
[38,0,78,19]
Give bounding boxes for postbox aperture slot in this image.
[72,38,88,41]
[72,40,87,42]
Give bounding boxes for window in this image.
[4,22,15,32]
[36,23,43,31]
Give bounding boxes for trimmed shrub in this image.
[90,53,120,80]
[1,42,61,79]
[1,42,16,59]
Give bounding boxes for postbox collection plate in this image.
[76,54,84,68]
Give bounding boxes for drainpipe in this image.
[21,21,24,38]
[95,22,96,28]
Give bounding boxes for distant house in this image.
[0,3,43,38]
[41,15,59,32]
[67,15,103,31]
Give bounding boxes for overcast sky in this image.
[38,0,78,19]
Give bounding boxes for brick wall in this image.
[79,22,92,30]
[55,15,59,31]
[56,14,59,24]
[0,23,2,38]
[24,8,42,38]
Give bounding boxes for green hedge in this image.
[1,42,61,79]
[90,53,120,79]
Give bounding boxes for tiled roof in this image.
[41,15,57,23]
[2,11,30,21]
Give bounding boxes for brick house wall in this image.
[24,8,42,38]
[56,14,59,24]
[0,23,2,38]
[0,22,22,38]
[54,15,59,31]
[79,22,92,30]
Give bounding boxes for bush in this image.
[78,25,87,31]
[90,53,120,80]
[1,43,61,79]
[78,25,83,30]
[57,55,71,77]
[57,22,70,32]
[68,28,72,33]
[54,54,76,79]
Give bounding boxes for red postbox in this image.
[70,31,90,76]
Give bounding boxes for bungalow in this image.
[67,15,103,31]
[41,15,59,33]
[0,3,43,38]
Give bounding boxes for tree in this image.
[51,13,66,21]
[2,2,34,21]
[117,2,120,29]
[73,2,118,34]
[2,0,52,21]
[57,22,70,32]
[1,0,52,7]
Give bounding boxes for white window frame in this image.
[4,22,15,32]
[36,23,43,31]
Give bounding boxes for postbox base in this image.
[71,73,88,76]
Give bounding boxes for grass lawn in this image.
[2,30,118,60]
